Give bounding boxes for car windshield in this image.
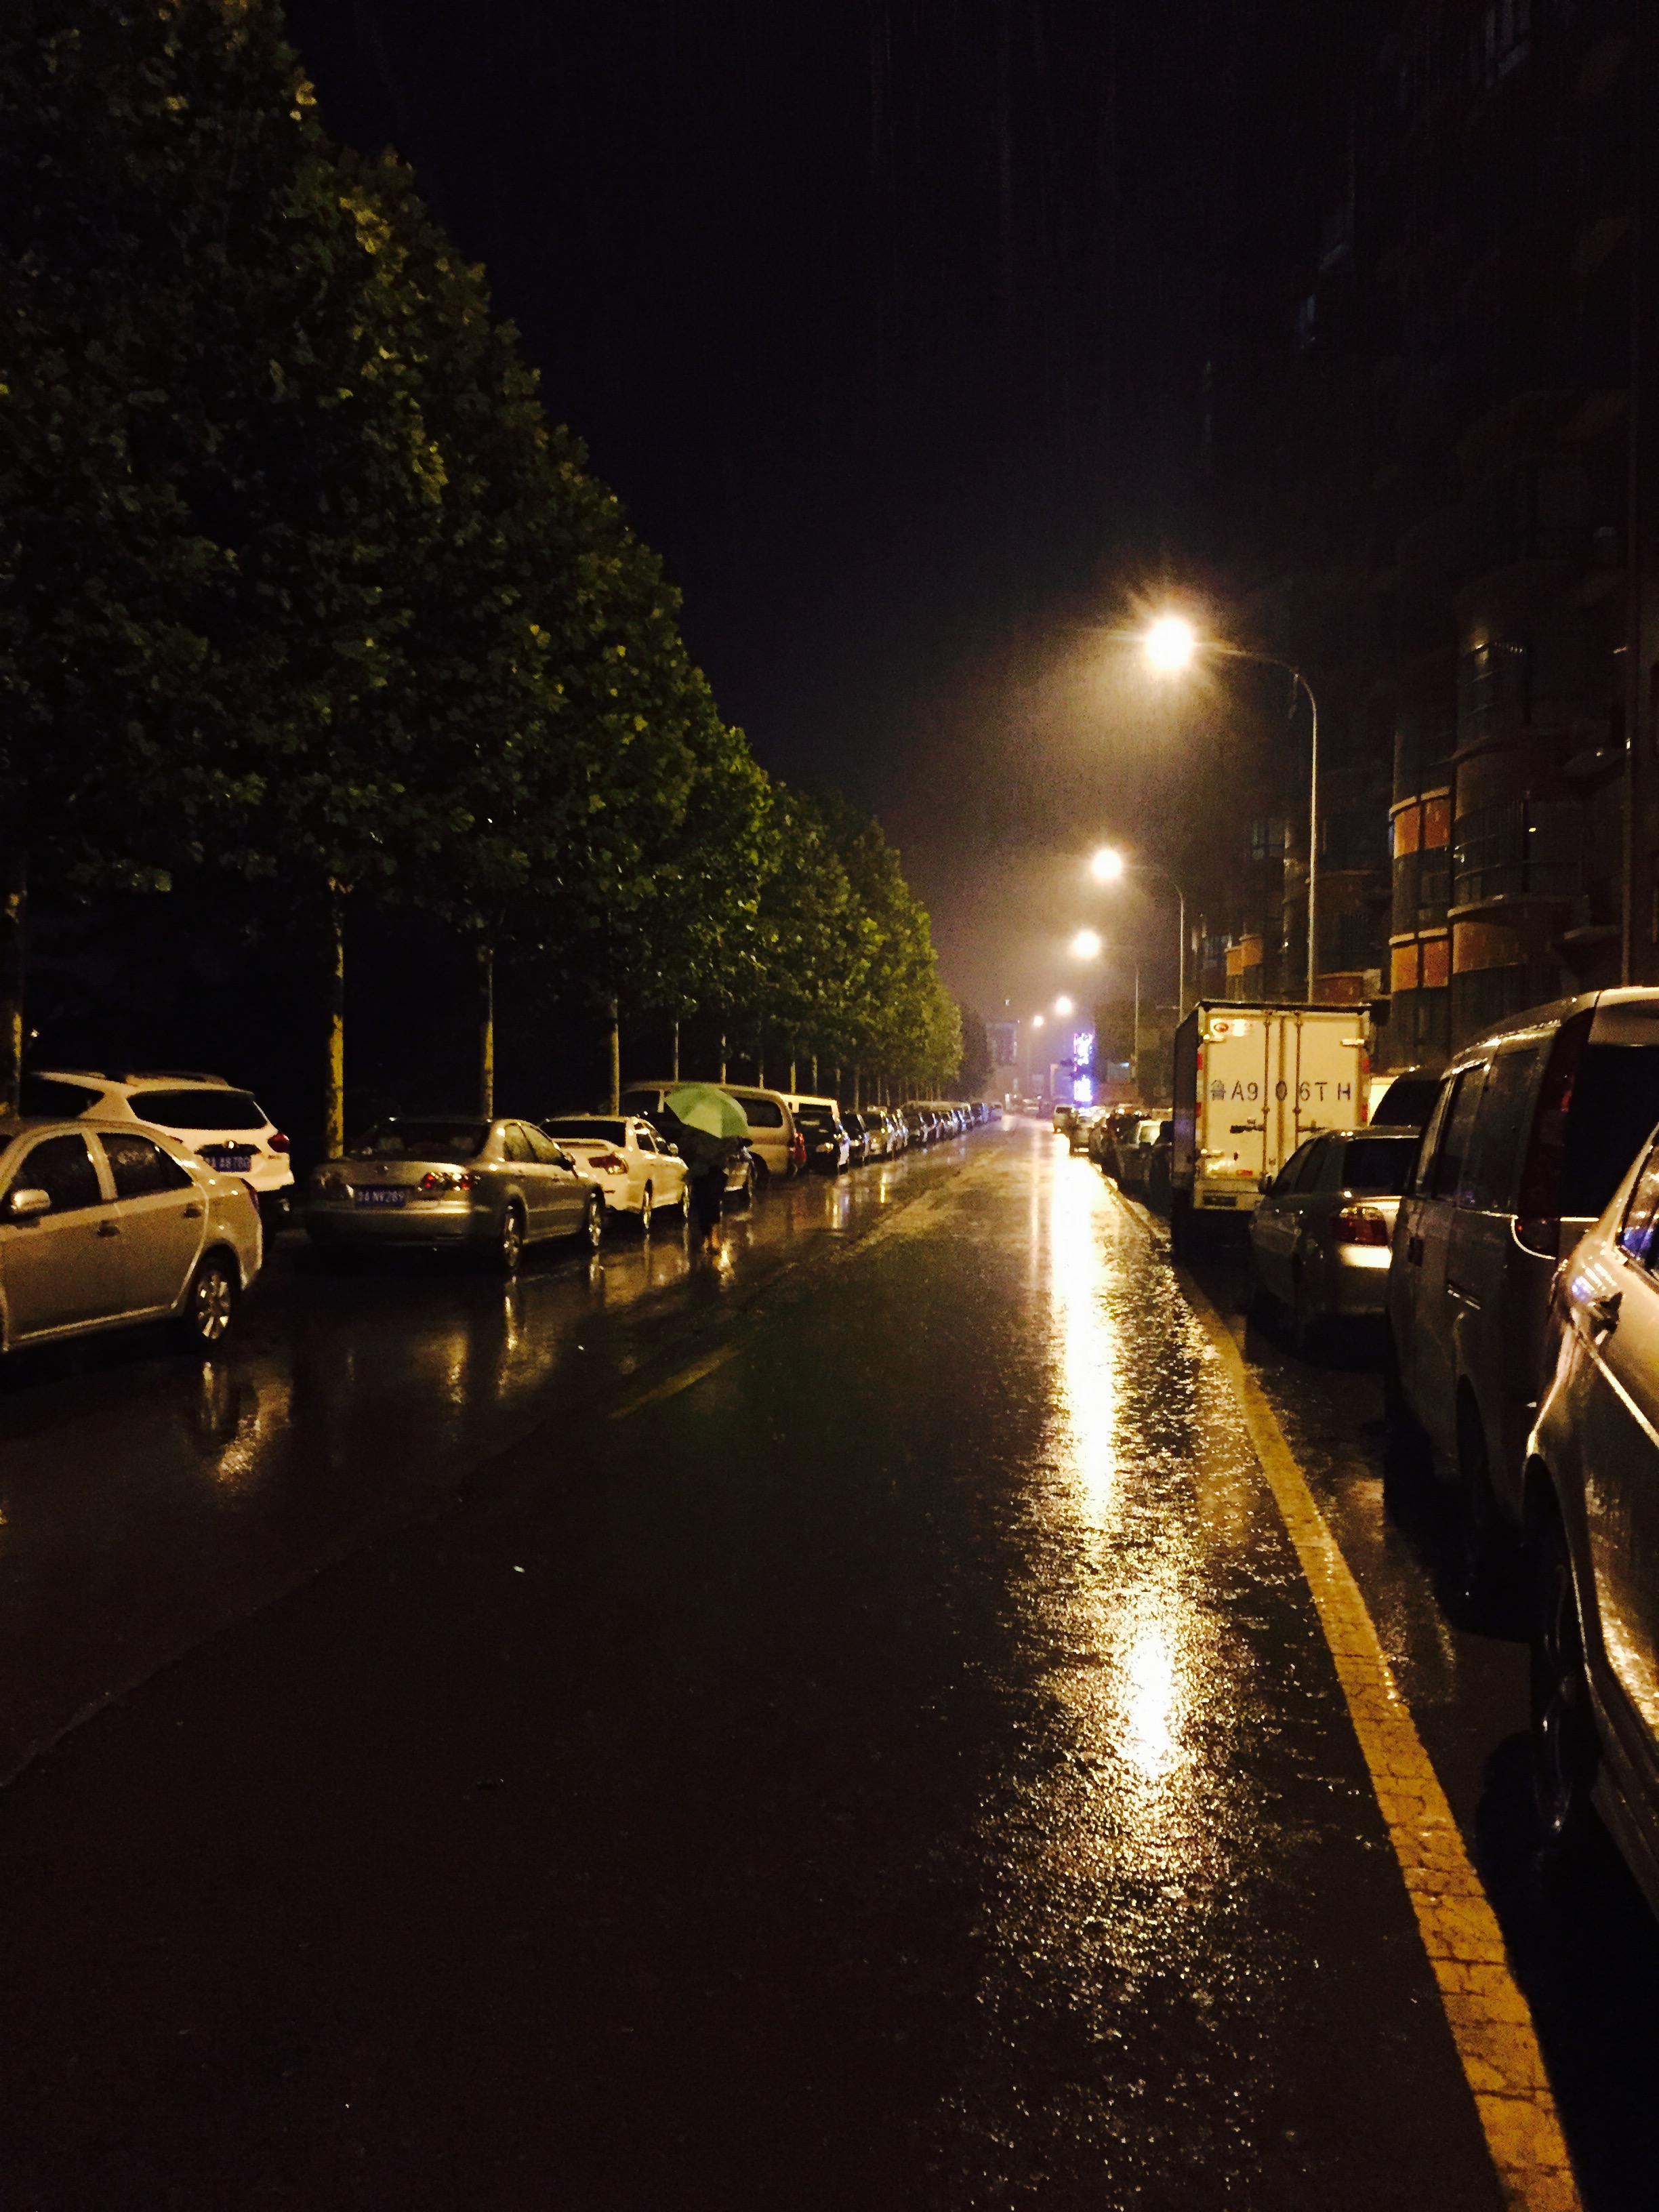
[347,1120,489,1163]
[544,1118,626,1144]
[1340,1138,1414,1195]
[133,1088,265,1131]
[1561,1043,1659,1218]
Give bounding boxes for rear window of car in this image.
[20,1075,102,1117]
[1561,1044,1659,1220]
[347,1120,488,1163]
[1339,1138,1414,1195]
[794,1105,836,1127]
[544,1119,626,1144]
[134,1088,265,1131]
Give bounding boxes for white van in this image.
[618,1082,804,1181]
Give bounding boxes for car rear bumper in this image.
[1329,1246,1391,1316]
[304,1201,481,1246]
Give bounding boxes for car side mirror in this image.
[7,1187,52,1221]
[554,1149,575,1170]
[668,1143,680,1157]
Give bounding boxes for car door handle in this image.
[1446,1279,1481,1309]
[96,1221,121,1237]
[182,1203,204,1219]
[1589,1291,1622,1337]
[1407,1235,1424,1265]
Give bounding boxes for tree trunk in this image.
[605,995,621,1113]
[788,1054,797,1092]
[478,940,496,1118]
[851,1064,860,1107]
[324,880,347,1158]
[671,1017,680,1084]
[718,1032,727,1083]
[0,848,25,1119]
[811,1054,819,1092]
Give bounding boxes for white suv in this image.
[22,1071,295,1219]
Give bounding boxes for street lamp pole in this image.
[1130,619,1323,1002]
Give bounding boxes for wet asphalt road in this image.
[0,1122,1654,2208]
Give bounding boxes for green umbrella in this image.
[664,1083,749,1140]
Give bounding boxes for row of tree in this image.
[0,0,962,1143]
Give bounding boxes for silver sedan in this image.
[0,1117,262,1355]
[1248,1129,1420,1349]
[304,1116,605,1270]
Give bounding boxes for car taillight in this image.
[419,1170,476,1194]
[589,1152,628,1172]
[791,1132,806,1166]
[269,1132,290,1153]
[1334,1205,1390,1247]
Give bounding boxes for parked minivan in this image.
[619,1081,804,1181]
[1386,987,1659,1572]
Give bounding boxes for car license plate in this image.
[353,1185,408,1208]
[206,1150,253,1173]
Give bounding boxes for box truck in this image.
[1170,1000,1370,1259]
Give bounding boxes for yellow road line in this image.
[1179,1268,1580,2212]
[609,1341,742,1420]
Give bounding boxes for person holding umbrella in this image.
[660,1084,750,1246]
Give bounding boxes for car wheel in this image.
[497,1204,526,1275]
[1529,1497,1597,1849]
[583,1193,605,1252]
[1288,1262,1322,1359]
[180,1251,239,1351]
[638,1183,653,1236]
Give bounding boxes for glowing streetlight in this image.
[1090,846,1125,884]
[1071,928,1102,960]
[1128,613,1322,999]
[1144,613,1197,674]
[1054,995,1074,1017]
[1031,1013,1045,1029]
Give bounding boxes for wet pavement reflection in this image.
[0,1121,1647,2207]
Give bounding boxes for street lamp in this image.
[1054,995,1074,1017]
[1139,612,1322,1002]
[1071,928,1103,960]
[1091,845,1189,1019]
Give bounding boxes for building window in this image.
[1454,798,1582,906]
[1248,818,1286,863]
[1458,639,1528,746]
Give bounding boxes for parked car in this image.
[1053,1104,1079,1137]
[305,1116,604,1269]
[855,1107,897,1161]
[787,1096,851,1173]
[1248,1130,1420,1348]
[0,1117,261,1355]
[621,1081,802,1181]
[901,1103,937,1146]
[1069,1107,1105,1155]
[1115,1114,1170,1200]
[540,1114,688,1232]
[23,1069,295,1223]
[1369,1068,1440,1130]
[1524,1126,1659,1910]
[1091,1105,1145,1179]
[1386,987,1659,1578]
[841,1111,874,1167]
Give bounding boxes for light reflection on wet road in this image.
[0,1120,1651,2207]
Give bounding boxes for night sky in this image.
[280,1,1242,1022]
